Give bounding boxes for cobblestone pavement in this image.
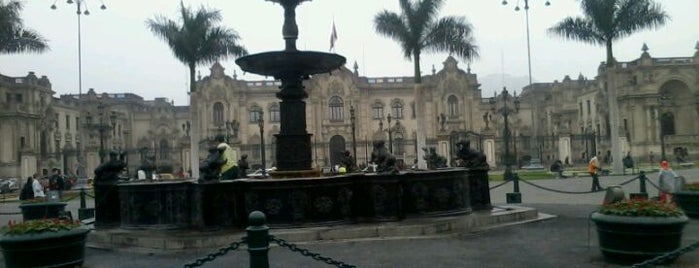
[1,169,697,267]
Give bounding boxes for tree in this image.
[549,0,668,172]
[147,1,247,179]
[0,0,49,54]
[373,0,478,84]
[548,0,668,68]
[147,1,248,93]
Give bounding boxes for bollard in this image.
[247,211,270,268]
[77,187,94,220]
[80,188,86,209]
[629,171,649,200]
[506,171,522,204]
[638,171,647,194]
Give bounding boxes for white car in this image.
[521,159,545,170]
[248,167,276,178]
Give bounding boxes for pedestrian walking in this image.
[658,160,685,202]
[588,155,603,191]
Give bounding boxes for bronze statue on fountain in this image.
[199,146,227,182]
[455,139,488,169]
[94,151,128,183]
[370,140,398,174]
[423,146,447,169]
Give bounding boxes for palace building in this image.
[1,43,697,182]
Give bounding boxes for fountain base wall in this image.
[114,168,489,229]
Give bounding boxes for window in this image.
[391,99,404,119]
[159,139,169,160]
[75,116,79,131]
[252,144,261,159]
[249,106,262,123]
[394,132,405,155]
[65,115,70,130]
[411,102,416,119]
[328,96,344,121]
[5,93,10,103]
[579,102,583,116]
[54,113,59,128]
[213,102,224,126]
[586,100,591,115]
[447,95,459,117]
[270,103,280,123]
[372,102,384,119]
[20,137,26,148]
[14,94,22,103]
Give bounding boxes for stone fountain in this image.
[92,1,498,246]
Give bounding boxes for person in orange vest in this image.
[588,155,603,191]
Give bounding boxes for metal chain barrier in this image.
[183,237,247,268]
[489,180,510,190]
[517,178,605,194]
[618,176,641,186]
[646,178,660,191]
[270,236,357,268]
[631,240,699,268]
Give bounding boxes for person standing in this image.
[32,174,46,198]
[658,160,685,202]
[588,155,603,191]
[216,135,239,180]
[19,176,35,201]
[49,168,65,199]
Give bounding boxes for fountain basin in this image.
[236,51,346,77]
[113,168,488,229]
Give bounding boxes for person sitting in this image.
[550,160,567,179]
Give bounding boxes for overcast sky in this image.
[1,0,697,105]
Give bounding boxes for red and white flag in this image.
[329,21,338,52]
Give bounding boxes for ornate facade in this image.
[1,43,697,182]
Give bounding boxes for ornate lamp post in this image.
[658,94,671,161]
[387,114,393,154]
[501,0,550,90]
[349,105,357,165]
[258,112,266,177]
[490,87,520,203]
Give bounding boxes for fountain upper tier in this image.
[236,0,345,77]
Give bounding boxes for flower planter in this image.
[591,212,688,263]
[673,191,699,218]
[0,227,90,268]
[19,202,67,221]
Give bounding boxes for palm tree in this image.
[147,1,247,179]
[0,0,49,54]
[373,0,478,83]
[549,0,668,172]
[147,1,248,93]
[548,0,668,68]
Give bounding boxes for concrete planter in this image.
[19,202,67,221]
[591,212,688,264]
[674,191,699,218]
[0,227,90,268]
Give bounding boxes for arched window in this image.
[394,132,405,155]
[391,99,404,119]
[448,95,459,117]
[249,105,262,123]
[329,96,344,121]
[213,102,224,126]
[270,103,280,123]
[372,101,385,120]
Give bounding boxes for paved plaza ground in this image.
[1,169,698,267]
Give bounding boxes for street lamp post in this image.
[501,0,551,89]
[387,114,393,154]
[350,105,357,165]
[258,112,266,177]
[658,94,671,161]
[490,87,520,203]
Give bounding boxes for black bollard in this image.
[506,172,522,204]
[629,171,649,200]
[247,211,270,268]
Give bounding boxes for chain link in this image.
[631,240,699,268]
[183,237,247,268]
[518,178,603,194]
[489,180,510,190]
[270,236,357,268]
